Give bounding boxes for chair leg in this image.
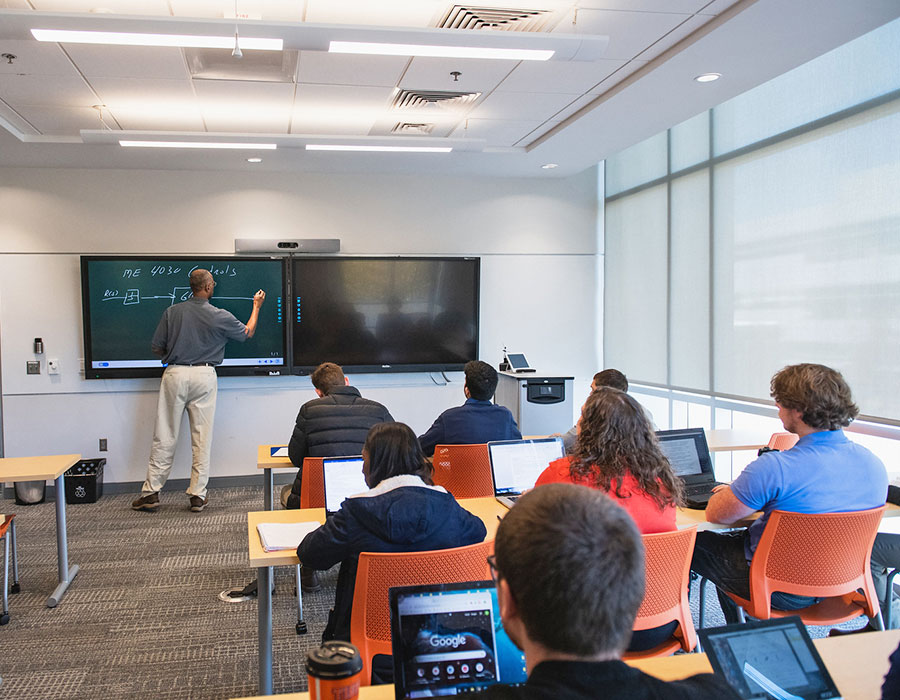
[736,606,746,624]
[1,529,9,625]
[698,577,707,630]
[885,569,900,630]
[294,565,307,635]
[9,520,18,594]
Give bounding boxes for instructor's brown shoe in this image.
[189,496,208,512]
[132,492,160,511]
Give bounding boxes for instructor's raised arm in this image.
[244,289,266,338]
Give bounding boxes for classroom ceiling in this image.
[0,0,897,177]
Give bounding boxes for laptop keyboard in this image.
[684,482,725,496]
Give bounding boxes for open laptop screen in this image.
[322,456,367,514]
[489,437,564,496]
[698,617,842,700]
[390,581,527,699]
[655,429,714,480]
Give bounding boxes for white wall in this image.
[0,166,601,485]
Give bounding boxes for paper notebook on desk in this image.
[256,521,320,552]
[270,446,289,458]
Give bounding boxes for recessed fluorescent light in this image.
[541,163,559,169]
[329,40,553,61]
[119,141,277,149]
[247,157,263,163]
[31,29,282,51]
[306,145,452,153]
[694,72,721,83]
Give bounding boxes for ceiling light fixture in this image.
[541,163,559,169]
[31,29,282,51]
[119,141,277,149]
[247,157,262,163]
[694,72,721,83]
[306,145,452,153]
[329,40,553,61]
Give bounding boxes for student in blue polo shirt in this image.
[418,360,521,457]
[691,363,888,624]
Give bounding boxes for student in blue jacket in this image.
[298,421,488,647]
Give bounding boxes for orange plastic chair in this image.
[624,527,698,659]
[432,444,494,499]
[299,457,325,509]
[723,507,886,628]
[767,432,799,451]
[350,540,494,685]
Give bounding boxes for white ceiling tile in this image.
[14,104,104,134]
[297,50,408,87]
[588,59,650,95]
[292,84,394,134]
[0,0,30,7]
[496,59,627,94]
[64,44,189,79]
[470,91,579,122]
[572,0,711,12]
[29,0,171,14]
[109,106,205,132]
[0,40,81,77]
[193,78,295,101]
[449,118,546,148]
[171,0,308,21]
[304,0,446,27]
[90,76,196,106]
[545,93,601,123]
[290,113,376,136]
[0,73,96,106]
[194,79,295,132]
[556,8,694,60]
[400,57,515,94]
[634,14,716,61]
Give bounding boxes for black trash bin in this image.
[64,458,106,504]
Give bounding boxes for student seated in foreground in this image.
[297,421,487,647]
[418,360,521,457]
[470,483,739,699]
[691,363,888,625]
[535,386,683,652]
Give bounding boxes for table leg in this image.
[264,468,274,511]
[47,473,79,608]
[258,565,273,695]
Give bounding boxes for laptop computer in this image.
[322,456,368,515]
[389,580,527,699]
[655,428,725,509]
[488,437,565,508]
[698,617,843,699]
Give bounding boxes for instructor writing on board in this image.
[132,269,265,513]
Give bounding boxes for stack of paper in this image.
[257,521,321,552]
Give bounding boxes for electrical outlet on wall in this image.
[48,358,60,374]
[99,438,108,452]
[26,360,40,374]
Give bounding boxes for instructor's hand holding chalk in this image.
[253,289,266,307]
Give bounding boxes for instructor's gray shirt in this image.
[151,297,247,365]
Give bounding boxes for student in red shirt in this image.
[535,386,684,651]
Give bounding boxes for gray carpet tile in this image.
[0,487,873,698]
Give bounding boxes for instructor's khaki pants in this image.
[143,365,217,499]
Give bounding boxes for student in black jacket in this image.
[470,483,739,700]
[297,421,487,647]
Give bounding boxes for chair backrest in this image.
[299,457,325,509]
[747,506,885,619]
[350,540,494,685]
[432,444,493,499]
[767,432,799,451]
[630,526,697,655]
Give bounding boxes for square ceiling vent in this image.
[185,48,298,82]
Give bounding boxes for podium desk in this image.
[0,453,81,607]
[257,445,294,511]
[234,629,900,700]
[247,497,506,695]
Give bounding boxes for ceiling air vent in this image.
[437,5,559,32]
[392,123,436,135]
[391,89,481,113]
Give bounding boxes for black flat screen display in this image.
[81,256,287,378]
[291,257,479,373]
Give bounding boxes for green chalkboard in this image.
[81,257,286,378]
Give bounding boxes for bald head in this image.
[190,269,214,296]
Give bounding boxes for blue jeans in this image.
[691,530,818,624]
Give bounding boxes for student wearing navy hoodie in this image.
[297,421,487,648]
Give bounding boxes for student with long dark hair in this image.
[298,421,487,646]
[535,387,684,651]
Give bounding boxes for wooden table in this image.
[0,454,81,607]
[235,629,900,700]
[705,429,768,452]
[247,497,506,696]
[257,445,294,511]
